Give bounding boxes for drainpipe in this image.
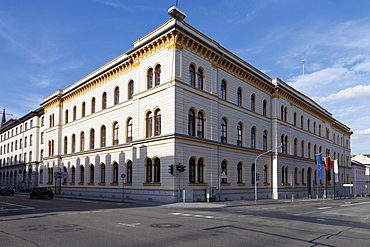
[217,54,224,202]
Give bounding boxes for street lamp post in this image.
[254,143,283,203]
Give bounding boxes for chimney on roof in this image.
[1,109,6,128]
[168,6,186,22]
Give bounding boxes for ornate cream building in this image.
[0,8,352,202]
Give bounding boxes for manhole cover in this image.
[55,228,83,232]
[150,223,181,228]
[20,225,46,228]
[23,228,47,232]
[55,224,80,228]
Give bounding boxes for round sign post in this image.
[121,174,126,202]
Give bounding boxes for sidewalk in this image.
[50,193,367,208]
[18,191,367,208]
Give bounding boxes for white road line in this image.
[340,201,370,207]
[168,212,217,219]
[317,207,332,210]
[0,202,34,211]
[116,223,140,227]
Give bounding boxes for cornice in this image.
[172,29,275,95]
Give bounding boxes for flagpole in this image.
[333,160,335,200]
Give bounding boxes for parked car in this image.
[0,186,15,196]
[30,187,54,199]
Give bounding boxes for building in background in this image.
[351,154,370,196]
[0,7,352,202]
[0,108,44,191]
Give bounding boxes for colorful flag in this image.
[332,160,338,183]
[315,154,323,180]
[324,157,331,181]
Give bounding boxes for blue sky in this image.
[1,0,370,154]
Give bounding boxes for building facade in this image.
[0,10,352,202]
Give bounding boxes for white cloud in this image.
[331,105,365,117]
[354,128,370,135]
[319,84,370,103]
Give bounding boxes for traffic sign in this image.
[121,174,126,178]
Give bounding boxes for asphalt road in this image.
[1,194,369,246]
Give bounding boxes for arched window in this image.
[127,118,133,142]
[198,159,204,183]
[154,158,160,182]
[100,163,105,183]
[301,168,305,184]
[237,88,242,106]
[220,118,227,143]
[154,110,161,136]
[221,161,227,183]
[146,159,153,183]
[189,158,195,183]
[251,163,256,184]
[251,94,255,112]
[294,167,298,184]
[308,142,311,158]
[73,106,77,120]
[314,122,317,134]
[237,123,242,146]
[155,64,161,86]
[197,112,204,138]
[237,162,243,183]
[80,132,85,151]
[301,115,304,129]
[91,97,96,114]
[263,130,268,151]
[281,106,284,120]
[64,136,68,154]
[188,109,195,136]
[146,159,152,183]
[65,110,69,124]
[263,165,268,184]
[90,164,94,184]
[301,140,305,157]
[251,127,256,149]
[197,68,203,90]
[102,92,107,109]
[285,167,289,184]
[294,138,298,156]
[147,68,153,89]
[146,112,153,137]
[113,162,118,183]
[293,112,297,126]
[114,87,120,105]
[113,122,119,145]
[221,80,227,100]
[101,125,106,147]
[71,166,75,183]
[263,100,267,116]
[126,160,132,183]
[284,107,288,121]
[82,102,86,117]
[80,165,84,183]
[90,129,95,149]
[189,65,195,87]
[128,80,134,99]
[307,119,310,132]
